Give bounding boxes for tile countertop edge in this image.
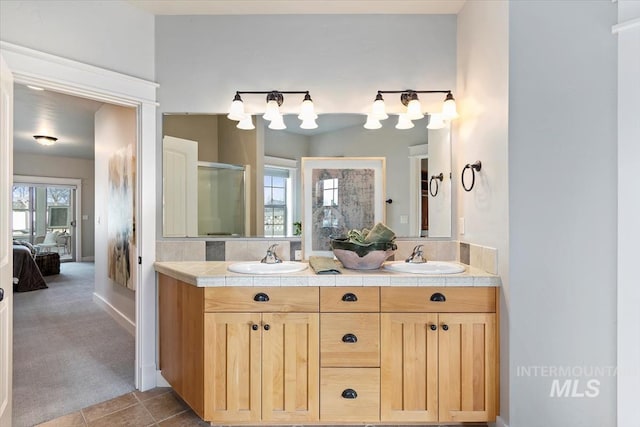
[154,261,502,287]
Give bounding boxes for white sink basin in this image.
[227,261,308,275]
[383,261,465,275]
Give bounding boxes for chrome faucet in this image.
[405,244,427,264]
[261,244,283,264]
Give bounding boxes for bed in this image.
[13,244,48,292]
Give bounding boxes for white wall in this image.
[13,152,95,259]
[616,2,640,424]
[0,0,154,80]
[455,1,510,423]
[155,15,456,113]
[509,2,617,426]
[94,104,137,327]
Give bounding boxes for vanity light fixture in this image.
[33,135,58,146]
[365,89,458,129]
[227,90,317,130]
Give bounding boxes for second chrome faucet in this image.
[261,244,283,264]
[405,244,427,264]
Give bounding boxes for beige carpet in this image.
[12,262,135,427]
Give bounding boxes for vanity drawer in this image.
[321,314,380,367]
[320,368,380,422]
[320,287,380,312]
[381,287,496,313]
[204,287,319,312]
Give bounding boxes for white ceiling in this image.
[128,0,466,15]
[14,2,463,161]
[13,84,103,160]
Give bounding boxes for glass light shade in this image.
[426,113,446,130]
[363,114,382,130]
[268,115,287,130]
[372,99,388,120]
[227,99,245,121]
[263,100,281,121]
[442,97,459,120]
[300,117,318,130]
[236,115,255,130]
[395,114,414,130]
[406,99,424,120]
[298,99,318,121]
[33,135,58,146]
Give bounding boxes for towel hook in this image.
[429,173,444,197]
[461,161,482,192]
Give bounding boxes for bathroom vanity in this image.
[155,261,500,425]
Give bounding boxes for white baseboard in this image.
[156,370,170,388]
[92,292,135,336]
[496,415,509,427]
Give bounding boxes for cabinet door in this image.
[380,313,439,422]
[262,313,319,422]
[438,313,496,422]
[204,313,261,422]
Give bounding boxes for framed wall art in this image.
[301,157,386,258]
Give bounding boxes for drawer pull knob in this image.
[429,324,437,331]
[430,292,446,302]
[254,292,270,302]
[341,388,358,399]
[264,324,270,331]
[251,324,259,331]
[342,292,358,302]
[342,333,358,343]
[442,324,449,331]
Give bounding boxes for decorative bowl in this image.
[330,238,397,270]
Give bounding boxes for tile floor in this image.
[36,387,209,427]
[37,387,490,427]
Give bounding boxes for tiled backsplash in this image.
[156,239,498,275]
[157,239,301,263]
[459,241,498,275]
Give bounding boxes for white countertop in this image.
[154,261,501,287]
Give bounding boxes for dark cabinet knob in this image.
[429,324,437,331]
[342,333,358,343]
[263,324,270,331]
[251,324,258,331]
[342,292,358,302]
[341,388,358,399]
[254,292,270,302]
[430,292,446,302]
[442,324,449,331]
[0,288,3,302]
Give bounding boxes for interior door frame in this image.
[0,41,159,391]
[0,52,15,427]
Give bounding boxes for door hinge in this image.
[138,256,142,265]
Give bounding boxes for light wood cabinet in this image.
[159,276,498,425]
[204,312,319,423]
[380,287,498,423]
[159,277,319,423]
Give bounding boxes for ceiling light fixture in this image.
[227,90,317,130]
[33,135,58,146]
[366,89,458,129]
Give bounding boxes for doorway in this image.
[1,41,158,403]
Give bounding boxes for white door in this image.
[0,54,14,427]
[162,136,198,237]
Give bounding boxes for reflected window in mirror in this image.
[263,161,298,237]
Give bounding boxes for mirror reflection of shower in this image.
[198,162,248,236]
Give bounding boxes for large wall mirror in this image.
[162,114,451,238]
